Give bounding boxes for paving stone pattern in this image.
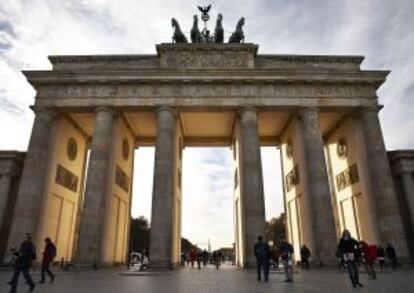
[1,264,414,293]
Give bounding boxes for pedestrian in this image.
[40,237,56,283]
[279,239,294,282]
[189,248,197,268]
[377,245,385,270]
[337,229,363,288]
[386,243,397,270]
[300,245,311,270]
[8,233,36,293]
[196,250,202,269]
[202,249,208,267]
[360,241,377,279]
[253,236,271,282]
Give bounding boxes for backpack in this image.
[50,244,57,259]
[256,244,267,259]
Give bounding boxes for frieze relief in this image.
[38,83,376,100]
[335,163,359,192]
[286,165,300,192]
[55,164,78,192]
[115,165,130,193]
[162,52,249,68]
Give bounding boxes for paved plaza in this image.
[1,264,414,293]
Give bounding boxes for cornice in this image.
[48,54,157,65]
[23,70,389,86]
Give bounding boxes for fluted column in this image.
[299,107,337,263]
[75,107,115,265]
[401,172,414,222]
[238,108,266,268]
[360,106,408,254]
[6,109,55,255]
[0,174,12,231]
[149,106,177,268]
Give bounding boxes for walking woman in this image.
[337,230,363,288]
[40,237,56,283]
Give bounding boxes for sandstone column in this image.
[6,109,55,253]
[238,108,266,268]
[75,107,115,265]
[299,107,337,263]
[149,106,177,268]
[0,174,12,230]
[360,107,408,255]
[400,172,414,222]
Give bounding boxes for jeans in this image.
[41,261,55,282]
[9,266,34,293]
[364,263,376,279]
[256,258,270,281]
[282,259,293,281]
[345,260,359,285]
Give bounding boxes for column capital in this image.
[31,106,58,120]
[155,106,177,116]
[352,105,383,118]
[238,107,259,123]
[94,106,117,116]
[238,106,259,114]
[298,106,319,117]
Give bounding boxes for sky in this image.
[1,0,413,249]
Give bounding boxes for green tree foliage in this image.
[265,212,286,255]
[181,237,196,254]
[129,216,196,256]
[129,216,150,255]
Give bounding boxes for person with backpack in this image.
[279,239,294,282]
[253,236,271,282]
[8,233,36,293]
[40,237,56,283]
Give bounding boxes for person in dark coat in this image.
[386,243,397,270]
[337,230,363,288]
[300,245,311,270]
[40,237,56,283]
[253,236,271,282]
[8,233,36,293]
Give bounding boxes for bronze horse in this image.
[228,17,245,43]
[191,15,203,43]
[171,18,188,43]
[214,14,224,43]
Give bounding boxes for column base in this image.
[149,260,174,270]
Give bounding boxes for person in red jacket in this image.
[360,241,377,280]
[39,237,56,283]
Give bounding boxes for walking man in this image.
[8,233,36,293]
[40,237,56,283]
[386,243,398,270]
[337,230,363,288]
[300,245,311,270]
[254,236,271,282]
[279,239,294,282]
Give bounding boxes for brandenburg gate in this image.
[1,41,412,268]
